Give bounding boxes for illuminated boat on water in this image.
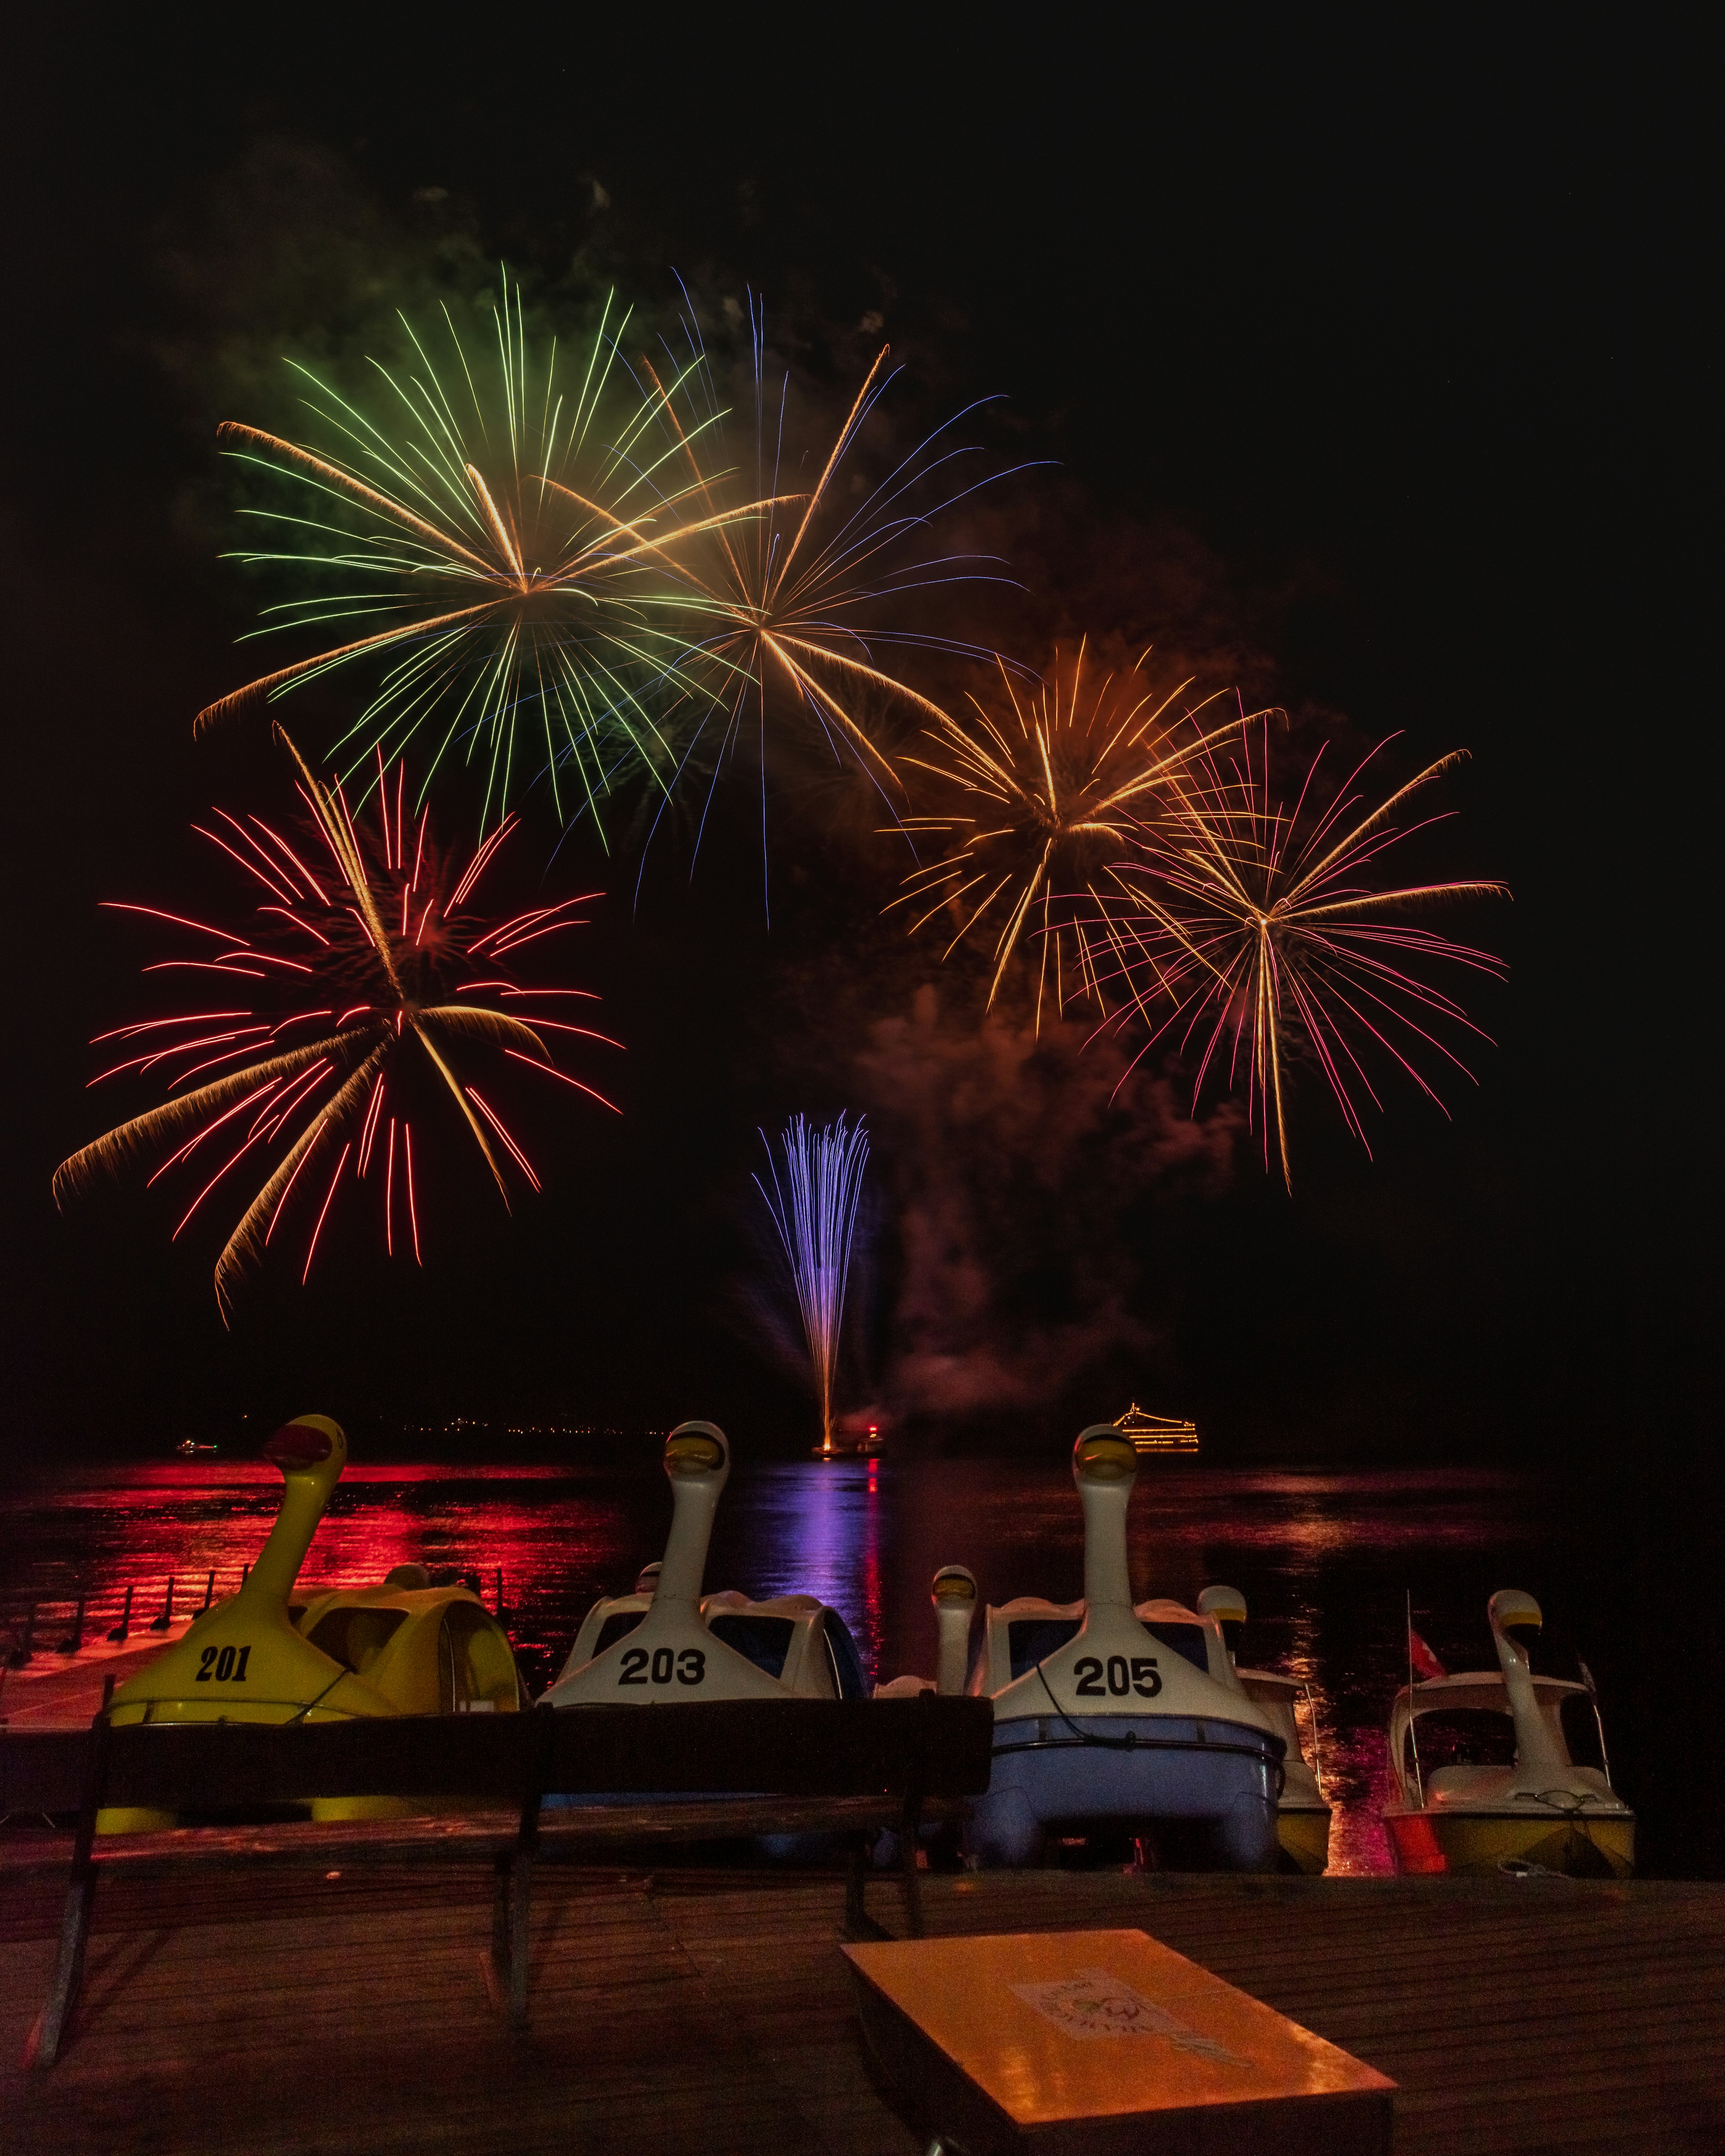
[950,1427,1286,1869]
[1196,1585,1332,1873]
[102,1415,522,1831]
[1382,1590,1634,1877]
[1112,1403,1199,1456]
[543,1422,869,1710]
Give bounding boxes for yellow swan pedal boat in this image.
[100,1414,521,1832]
[1382,1590,1634,1878]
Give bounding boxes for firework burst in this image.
[636,297,1024,878]
[54,733,620,1312]
[888,643,1246,1023]
[1097,716,1508,1186]
[199,273,789,832]
[755,1113,870,1456]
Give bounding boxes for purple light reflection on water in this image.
[0,1457,1581,1874]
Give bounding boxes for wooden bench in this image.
[0,1690,993,2063]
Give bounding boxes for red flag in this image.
[1408,1626,1447,1682]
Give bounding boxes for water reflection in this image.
[0,1456,1588,1875]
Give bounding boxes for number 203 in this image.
[195,1644,252,1683]
[618,1646,706,1687]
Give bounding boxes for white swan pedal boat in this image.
[1197,1585,1333,1874]
[940,1427,1287,1868]
[1382,1590,1634,1877]
[542,1421,869,1714]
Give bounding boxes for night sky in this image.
[2,20,1712,1476]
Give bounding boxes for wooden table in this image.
[845,1926,1393,2152]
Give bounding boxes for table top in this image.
[842,1927,1395,2128]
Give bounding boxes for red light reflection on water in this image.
[0,1457,1561,1873]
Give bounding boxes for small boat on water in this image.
[544,1422,869,1705]
[1381,1589,1634,1877]
[102,1415,522,1831]
[955,1427,1286,1869]
[1197,1585,1332,1874]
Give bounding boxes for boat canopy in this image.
[1388,1670,1594,1805]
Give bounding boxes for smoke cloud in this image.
[851,985,1238,1432]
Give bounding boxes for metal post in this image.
[106,1586,133,1644]
[1302,1681,1327,1799]
[55,1595,87,1655]
[8,1602,39,1669]
[1406,1591,1424,1807]
[199,1569,215,1614]
[149,1577,175,1632]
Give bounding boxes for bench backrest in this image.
[0,1696,994,1817]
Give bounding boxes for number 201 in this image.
[195,1644,252,1683]
[618,1646,706,1687]
[1074,1654,1159,1698]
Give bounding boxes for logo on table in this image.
[1012,1969,1243,2063]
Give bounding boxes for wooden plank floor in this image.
[1,1857,1721,2154]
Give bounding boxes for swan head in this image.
[1489,1588,1543,1654]
[1072,1427,1137,1488]
[932,1565,978,1610]
[1198,1584,1247,1626]
[664,1420,729,1485]
[261,1415,346,1486]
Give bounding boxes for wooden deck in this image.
[0,1853,1720,2153]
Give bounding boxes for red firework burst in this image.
[54,733,620,1311]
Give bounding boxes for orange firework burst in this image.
[1097,715,1508,1186]
[54,733,619,1312]
[888,643,1246,1022]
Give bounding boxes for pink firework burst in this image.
[1094,714,1508,1187]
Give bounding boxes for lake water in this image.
[0,1454,1636,1875]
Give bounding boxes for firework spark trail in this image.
[888,643,1252,1025]
[54,732,621,1313]
[754,1113,870,1455]
[1090,714,1509,1188]
[199,272,795,835]
[632,291,1039,903]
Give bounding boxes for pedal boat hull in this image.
[973,1711,1284,1869]
[1384,1802,1634,1877]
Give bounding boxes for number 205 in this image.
[618,1646,706,1687]
[1074,1654,1160,1698]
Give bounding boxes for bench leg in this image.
[26,1685,112,2068]
[484,1850,512,2010]
[899,1798,925,1939]
[482,1848,533,2029]
[842,1835,891,1943]
[25,1869,96,2068]
[507,1850,532,2029]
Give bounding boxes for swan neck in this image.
[243,1470,337,1606]
[935,1605,973,1695]
[656,1476,721,1606]
[1491,1620,1567,1776]
[1079,1477,1135,1611]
